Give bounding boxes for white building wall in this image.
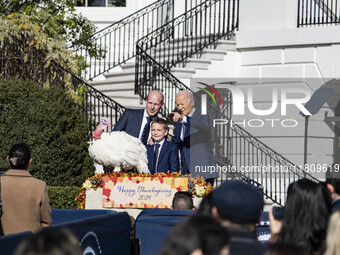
[239,0,298,30]
[193,0,340,171]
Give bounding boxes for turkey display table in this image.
[83,118,211,218]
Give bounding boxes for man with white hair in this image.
[171,91,218,185]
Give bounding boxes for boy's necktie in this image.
[153,143,161,173]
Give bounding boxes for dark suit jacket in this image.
[172,109,219,179]
[112,109,145,138]
[332,199,340,212]
[229,228,266,255]
[147,140,180,174]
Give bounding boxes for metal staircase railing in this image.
[136,0,238,118]
[298,0,340,26]
[71,0,174,81]
[0,37,125,137]
[135,0,318,205]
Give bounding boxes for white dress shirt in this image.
[180,108,196,140]
[138,109,156,143]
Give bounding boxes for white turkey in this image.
[89,117,150,174]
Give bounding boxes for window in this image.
[76,0,126,7]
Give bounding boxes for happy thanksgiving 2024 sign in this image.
[102,176,188,208]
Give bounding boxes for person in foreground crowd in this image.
[0,143,51,235]
[171,91,219,185]
[14,227,83,255]
[113,90,164,145]
[265,243,308,255]
[325,163,340,211]
[172,191,194,210]
[211,180,266,255]
[324,211,340,255]
[159,215,230,255]
[270,179,331,255]
[196,191,214,216]
[146,118,179,173]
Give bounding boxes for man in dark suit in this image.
[147,118,179,174]
[113,90,164,145]
[171,91,219,184]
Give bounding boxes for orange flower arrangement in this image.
[74,172,213,209]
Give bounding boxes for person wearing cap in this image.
[0,143,51,235]
[211,180,266,255]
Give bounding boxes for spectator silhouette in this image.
[211,180,265,255]
[325,163,340,211]
[14,227,82,255]
[196,191,214,216]
[324,211,340,255]
[276,179,331,255]
[265,243,308,255]
[0,143,51,235]
[159,215,230,255]
[172,191,194,210]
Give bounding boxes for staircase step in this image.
[101,90,138,97]
[111,102,143,109]
[154,39,236,53]
[89,100,143,110]
[170,67,196,78]
[104,70,135,79]
[120,62,136,72]
[103,92,140,99]
[168,35,232,44]
[215,40,237,51]
[105,94,143,105]
[90,75,134,86]
[154,43,207,55]
[180,58,212,69]
[201,49,227,60]
[90,82,134,92]
[149,49,227,65]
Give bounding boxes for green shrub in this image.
[48,186,81,209]
[0,78,95,186]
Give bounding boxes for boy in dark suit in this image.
[147,118,179,174]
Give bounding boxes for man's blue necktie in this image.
[181,123,186,141]
[141,116,151,145]
[153,143,161,173]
